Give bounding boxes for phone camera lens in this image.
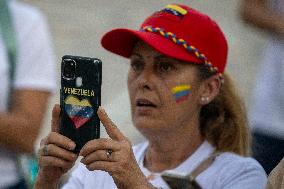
[63,59,76,80]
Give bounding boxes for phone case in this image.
[60,55,102,153]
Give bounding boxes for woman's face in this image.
[127,42,203,136]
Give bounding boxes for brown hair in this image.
[198,67,251,156]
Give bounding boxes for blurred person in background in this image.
[35,4,266,189]
[240,0,284,174]
[0,0,56,188]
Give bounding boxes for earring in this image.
[201,96,209,102]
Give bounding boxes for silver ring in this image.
[43,144,49,156]
[106,149,112,159]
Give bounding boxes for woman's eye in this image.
[130,61,143,72]
[157,62,174,73]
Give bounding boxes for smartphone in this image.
[60,55,102,153]
[161,172,202,189]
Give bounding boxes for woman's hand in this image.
[35,105,78,189]
[80,107,153,189]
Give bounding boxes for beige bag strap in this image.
[189,152,220,179]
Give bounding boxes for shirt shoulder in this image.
[204,152,267,189]
[8,1,56,91]
[198,152,267,189]
[9,0,44,22]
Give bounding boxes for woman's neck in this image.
[143,126,204,173]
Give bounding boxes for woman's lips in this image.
[135,98,157,115]
[136,98,157,108]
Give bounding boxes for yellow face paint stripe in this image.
[166,4,187,15]
[171,85,191,94]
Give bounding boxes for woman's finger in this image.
[80,138,119,157]
[46,132,76,151]
[81,149,116,165]
[40,137,47,147]
[39,143,77,162]
[39,156,75,170]
[85,160,114,172]
[97,107,125,141]
[51,104,61,133]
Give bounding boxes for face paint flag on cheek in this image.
[171,85,191,103]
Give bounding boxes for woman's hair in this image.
[197,66,251,156]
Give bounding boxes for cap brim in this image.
[101,28,202,64]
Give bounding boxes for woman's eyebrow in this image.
[154,54,167,60]
[154,55,179,63]
[155,55,197,65]
[130,53,182,64]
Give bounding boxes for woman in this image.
[34,4,267,189]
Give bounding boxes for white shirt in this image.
[249,0,284,138]
[0,0,56,187]
[62,141,267,189]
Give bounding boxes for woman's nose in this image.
[136,69,154,90]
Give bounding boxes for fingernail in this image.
[99,106,106,114]
[69,142,76,150]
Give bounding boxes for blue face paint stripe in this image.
[174,90,190,99]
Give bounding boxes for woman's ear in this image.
[198,74,221,105]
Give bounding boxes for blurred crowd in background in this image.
[0,0,283,188]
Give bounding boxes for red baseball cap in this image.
[101,4,228,74]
